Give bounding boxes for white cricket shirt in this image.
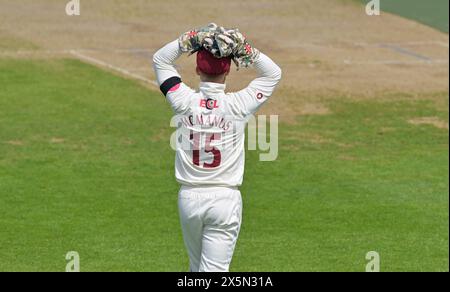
[153,40,282,187]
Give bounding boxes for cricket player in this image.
[152,24,282,272]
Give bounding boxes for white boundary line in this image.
[0,49,69,55]
[69,50,158,88]
[0,48,160,87]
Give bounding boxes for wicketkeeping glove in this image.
[178,23,218,56]
[179,23,260,69]
[202,25,260,68]
[227,29,260,69]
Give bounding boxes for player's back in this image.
[152,39,282,187]
[174,82,248,187]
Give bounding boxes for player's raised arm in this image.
[152,25,221,113]
[153,24,218,93]
[152,39,184,95]
[226,35,282,117]
[232,51,282,117]
[153,40,195,114]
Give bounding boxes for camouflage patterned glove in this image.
[178,23,218,55]
[203,26,260,68]
[179,24,260,69]
[202,26,235,59]
[227,29,260,68]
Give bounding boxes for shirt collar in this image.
[199,82,226,96]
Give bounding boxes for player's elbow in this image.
[273,65,282,83]
[152,48,165,68]
[152,52,160,67]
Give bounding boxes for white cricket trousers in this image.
[178,185,243,272]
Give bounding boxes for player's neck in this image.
[200,74,227,84]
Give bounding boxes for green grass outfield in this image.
[0,58,448,271]
[359,0,449,33]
